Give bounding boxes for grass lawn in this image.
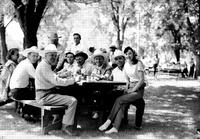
[0,76,200,139]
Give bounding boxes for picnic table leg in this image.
[41,109,51,134]
[41,109,63,134]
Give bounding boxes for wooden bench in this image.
[11,98,66,134]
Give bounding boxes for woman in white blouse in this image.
[99,46,146,134]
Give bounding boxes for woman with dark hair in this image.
[98,46,146,134]
[0,48,19,106]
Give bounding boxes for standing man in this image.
[49,32,65,71]
[49,32,64,52]
[35,44,80,136]
[66,33,85,54]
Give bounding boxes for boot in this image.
[62,124,78,136]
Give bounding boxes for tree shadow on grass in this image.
[0,103,41,135]
[0,83,200,138]
[135,85,200,138]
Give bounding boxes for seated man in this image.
[9,46,39,119]
[105,50,128,112]
[10,46,39,100]
[91,49,112,81]
[35,44,80,136]
[74,51,93,78]
[90,49,112,118]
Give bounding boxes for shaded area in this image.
[0,79,200,139]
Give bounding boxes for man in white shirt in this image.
[104,50,127,113]
[9,46,39,121]
[66,33,85,54]
[10,46,39,100]
[74,51,93,77]
[35,44,80,136]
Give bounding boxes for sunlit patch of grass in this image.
[5,114,14,119]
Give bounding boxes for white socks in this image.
[98,119,111,131]
[105,127,118,134]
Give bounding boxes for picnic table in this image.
[75,80,127,123]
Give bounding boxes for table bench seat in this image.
[11,98,66,134]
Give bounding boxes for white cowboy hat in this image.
[39,44,59,57]
[113,50,125,59]
[92,49,107,60]
[22,46,39,57]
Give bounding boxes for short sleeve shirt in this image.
[124,60,144,82]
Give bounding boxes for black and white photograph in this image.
[0,0,200,138]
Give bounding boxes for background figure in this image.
[0,48,19,106]
[181,61,188,78]
[49,32,64,51]
[153,54,159,77]
[108,45,117,69]
[189,58,195,78]
[49,32,65,72]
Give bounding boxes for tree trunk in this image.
[23,29,37,48]
[0,14,8,64]
[117,29,121,50]
[195,54,200,77]
[174,47,180,62]
[12,0,48,49]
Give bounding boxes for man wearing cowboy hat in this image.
[91,49,112,81]
[74,51,93,77]
[10,46,39,100]
[49,32,66,72]
[9,46,40,121]
[49,32,64,52]
[35,44,80,136]
[89,49,112,119]
[109,45,117,68]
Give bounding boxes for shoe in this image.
[62,126,78,136]
[197,129,200,134]
[105,127,118,134]
[98,119,111,131]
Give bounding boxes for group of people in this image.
[0,33,146,136]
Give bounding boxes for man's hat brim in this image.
[75,52,88,60]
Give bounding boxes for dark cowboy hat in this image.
[48,33,61,40]
[75,51,88,60]
[109,45,117,49]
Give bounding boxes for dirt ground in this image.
[0,75,200,139]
